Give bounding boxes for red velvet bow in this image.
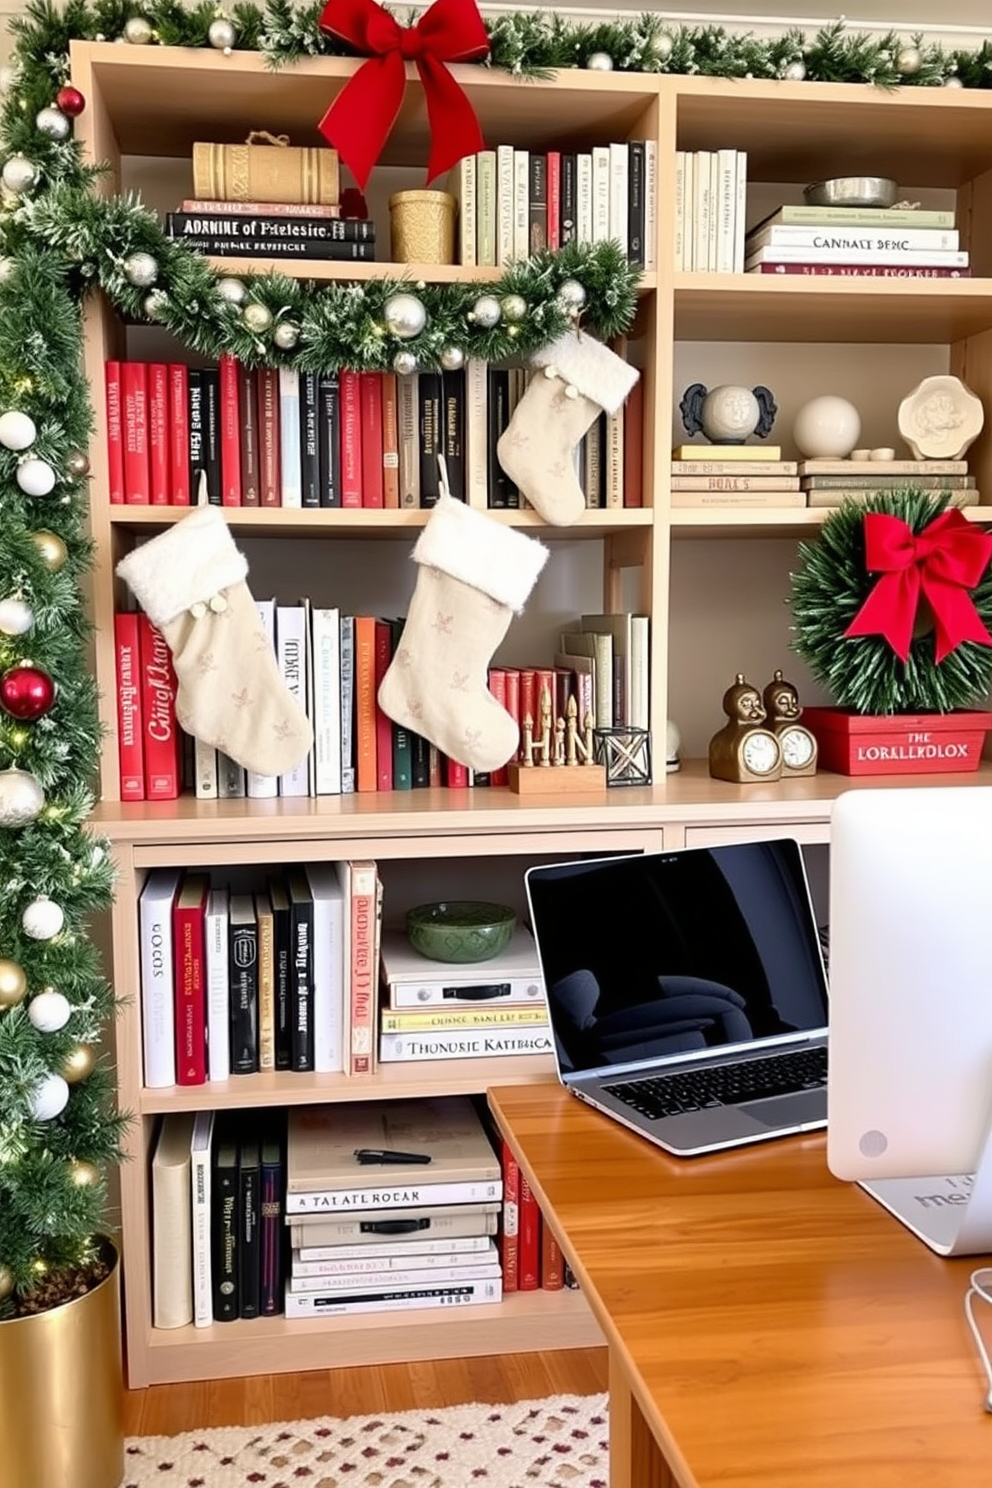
[317,0,489,191]
[844,509,992,663]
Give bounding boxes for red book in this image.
[622,377,644,509]
[168,364,190,505]
[499,1137,520,1293]
[339,369,363,508]
[380,372,400,508]
[121,360,150,504]
[353,614,378,793]
[114,611,144,800]
[503,667,521,763]
[256,368,281,507]
[487,667,509,787]
[359,373,384,509]
[547,151,561,250]
[147,362,169,505]
[444,755,470,789]
[218,353,242,507]
[238,363,260,505]
[373,618,393,792]
[748,261,970,278]
[137,612,182,800]
[104,361,125,505]
[518,1171,540,1290]
[540,1213,564,1290]
[171,872,209,1086]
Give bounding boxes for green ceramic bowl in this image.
[405,900,517,963]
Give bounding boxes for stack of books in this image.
[799,458,978,507]
[744,204,968,278]
[283,1097,504,1317]
[674,148,748,273]
[670,445,803,509]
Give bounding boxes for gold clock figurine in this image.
[762,668,818,778]
[708,673,783,784]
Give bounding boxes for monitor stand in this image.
[860,1148,992,1256]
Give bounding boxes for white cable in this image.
[963,1268,992,1413]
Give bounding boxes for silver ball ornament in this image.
[123,16,153,43]
[393,350,418,376]
[897,45,921,74]
[273,321,300,350]
[0,597,33,636]
[944,76,964,88]
[439,345,465,371]
[657,33,673,60]
[0,410,36,451]
[208,17,236,51]
[29,1072,69,1122]
[585,52,614,71]
[16,457,56,497]
[28,990,72,1032]
[384,292,428,340]
[216,276,247,305]
[1,155,37,194]
[66,450,90,479]
[783,59,807,81]
[22,895,65,941]
[35,106,70,141]
[500,294,527,323]
[242,302,273,333]
[143,289,167,320]
[124,251,158,288]
[0,767,45,826]
[470,294,501,329]
[0,258,14,284]
[557,279,587,312]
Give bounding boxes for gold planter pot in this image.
[0,1239,124,1488]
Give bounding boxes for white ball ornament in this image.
[793,394,862,459]
[124,251,158,288]
[216,276,246,305]
[585,52,614,71]
[384,292,428,340]
[1,155,37,193]
[273,321,300,350]
[16,457,56,497]
[35,106,70,140]
[0,597,33,635]
[28,990,72,1032]
[208,17,236,52]
[0,410,37,451]
[29,1072,69,1122]
[783,59,807,81]
[470,294,501,329]
[439,345,465,371]
[657,32,673,60]
[242,302,273,333]
[124,16,153,43]
[0,258,14,283]
[944,76,964,88]
[897,45,921,74]
[393,350,418,376]
[143,289,168,320]
[22,895,65,941]
[557,279,587,315]
[0,767,44,825]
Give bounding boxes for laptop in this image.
[525,839,830,1157]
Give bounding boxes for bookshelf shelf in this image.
[107,506,655,537]
[205,256,659,290]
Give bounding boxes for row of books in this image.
[744,202,969,277]
[105,357,645,511]
[151,1097,570,1327]
[447,141,657,270]
[165,206,375,262]
[668,451,978,508]
[674,148,748,273]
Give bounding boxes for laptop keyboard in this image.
[603,1045,828,1120]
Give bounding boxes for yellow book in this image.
[672,444,783,461]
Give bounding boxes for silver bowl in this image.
[803,176,899,209]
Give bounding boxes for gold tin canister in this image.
[389,190,457,264]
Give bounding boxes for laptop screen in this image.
[526,841,830,1077]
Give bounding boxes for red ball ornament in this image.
[55,85,85,117]
[0,663,55,721]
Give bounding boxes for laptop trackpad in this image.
[741,1091,826,1127]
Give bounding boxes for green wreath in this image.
[789,490,992,715]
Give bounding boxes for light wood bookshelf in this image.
[70,40,992,1386]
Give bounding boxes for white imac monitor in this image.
[827,785,992,1257]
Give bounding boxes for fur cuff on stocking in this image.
[413,496,548,612]
[116,506,249,627]
[529,329,639,415]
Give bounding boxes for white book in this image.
[298,594,316,797]
[465,357,488,510]
[496,143,514,266]
[152,1112,195,1329]
[192,736,218,799]
[581,610,634,727]
[284,1276,502,1319]
[305,862,345,1073]
[339,615,356,794]
[275,603,308,796]
[246,598,278,798]
[475,149,497,267]
[608,141,628,258]
[294,1235,497,1268]
[288,1260,502,1292]
[673,149,685,270]
[576,152,593,245]
[745,245,969,267]
[287,1176,501,1215]
[681,149,694,270]
[707,150,720,271]
[644,138,658,270]
[694,151,712,272]
[447,153,476,266]
[748,224,960,252]
[138,867,181,1088]
[733,149,748,274]
[277,366,302,508]
[630,613,650,731]
[512,148,529,262]
[288,1207,498,1249]
[591,145,610,243]
[378,1028,554,1062]
[189,1109,214,1328]
[215,750,245,798]
[396,373,420,509]
[204,886,231,1081]
[605,404,624,509]
[715,146,737,273]
[310,605,342,795]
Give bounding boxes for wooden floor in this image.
[122,1347,609,1436]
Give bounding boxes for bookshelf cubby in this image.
[73,41,992,1385]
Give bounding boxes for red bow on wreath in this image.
[317,0,490,191]
[844,509,992,663]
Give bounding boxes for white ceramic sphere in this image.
[28,989,72,1032]
[30,1072,70,1121]
[701,385,761,442]
[793,395,862,459]
[0,409,36,450]
[22,895,65,940]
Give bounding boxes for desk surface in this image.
[489,1083,991,1488]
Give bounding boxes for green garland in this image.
[789,491,992,716]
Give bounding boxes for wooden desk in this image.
[488,1084,992,1488]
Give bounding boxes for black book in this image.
[627,141,646,269]
[166,211,376,242]
[560,154,578,246]
[267,875,293,1070]
[417,371,441,507]
[259,1113,286,1317]
[228,892,259,1074]
[410,730,431,789]
[285,868,314,1073]
[237,1129,261,1319]
[388,617,413,791]
[299,370,321,508]
[441,367,465,502]
[211,1115,239,1322]
[487,367,516,508]
[187,367,206,501]
[201,366,221,505]
[316,370,341,508]
[165,227,377,262]
[528,153,548,255]
[238,363,260,505]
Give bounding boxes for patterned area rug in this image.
[121,1392,609,1488]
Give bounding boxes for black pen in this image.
[354,1147,433,1165]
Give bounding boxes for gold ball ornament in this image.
[0,958,27,1007]
[30,529,68,571]
[69,1159,100,1188]
[0,1264,13,1300]
[62,1043,97,1084]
